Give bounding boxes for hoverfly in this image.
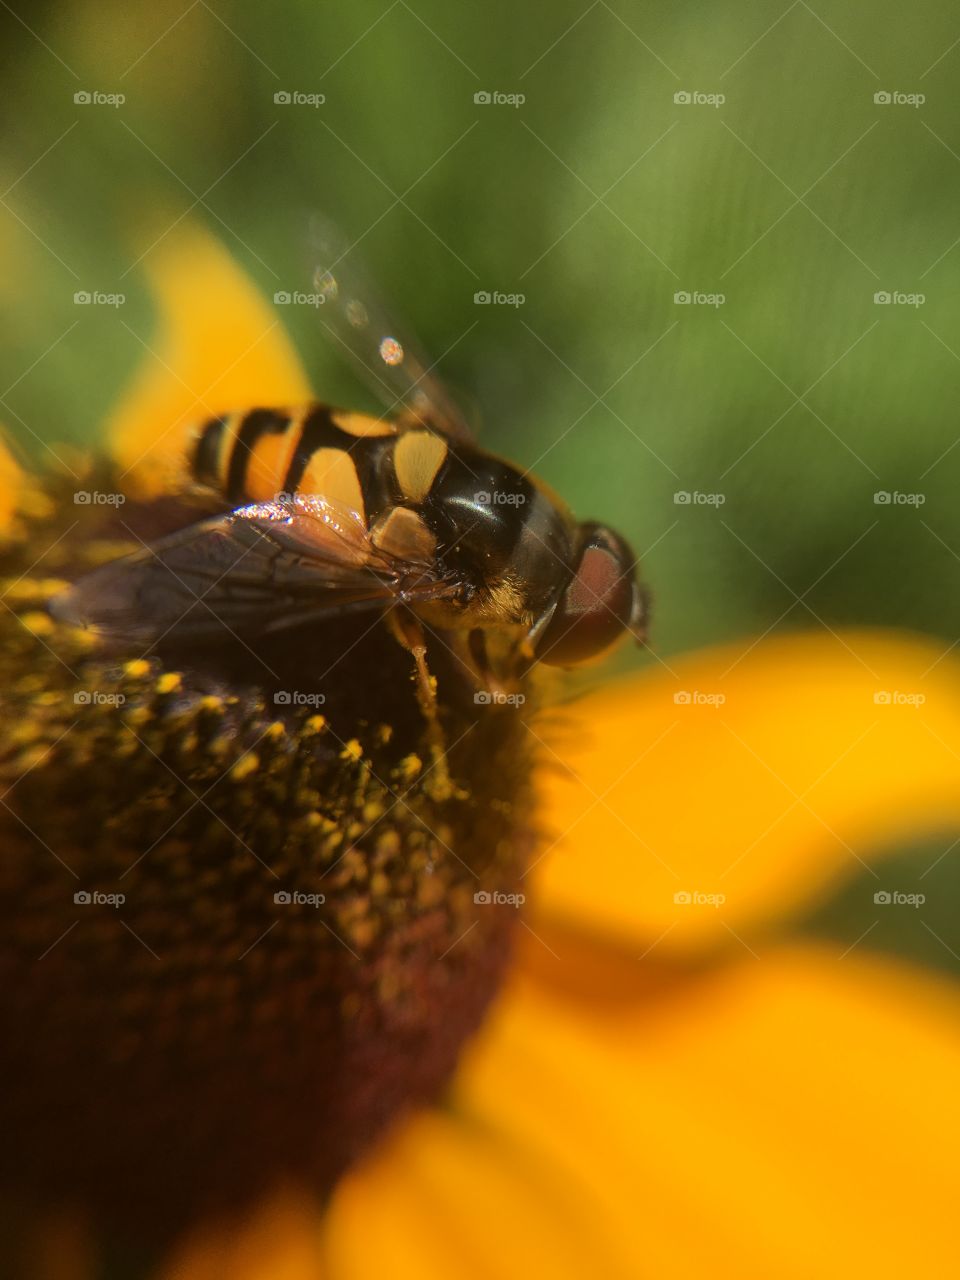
[53,221,649,710]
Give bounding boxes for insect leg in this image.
[463,628,532,700]
[467,628,510,698]
[384,607,453,795]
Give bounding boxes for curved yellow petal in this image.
[532,630,960,950]
[107,225,312,496]
[320,1109,631,1280]
[323,942,960,1280]
[0,434,23,533]
[159,1190,323,1280]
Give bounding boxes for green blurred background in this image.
[2,0,959,969]
[3,0,960,659]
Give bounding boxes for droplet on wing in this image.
[379,336,404,367]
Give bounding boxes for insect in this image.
[53,221,649,712]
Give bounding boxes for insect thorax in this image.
[420,448,579,624]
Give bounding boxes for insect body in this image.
[54,225,649,696]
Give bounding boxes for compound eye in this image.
[535,525,638,666]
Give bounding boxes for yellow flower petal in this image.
[533,630,960,950]
[323,941,960,1280]
[0,433,23,533]
[159,1190,323,1280]
[321,1107,621,1280]
[107,225,312,496]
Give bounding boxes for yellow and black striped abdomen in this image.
[191,404,402,523]
[188,408,581,622]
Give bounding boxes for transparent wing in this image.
[308,214,475,445]
[51,494,456,647]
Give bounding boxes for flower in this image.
[168,629,960,1280]
[3,226,960,1279]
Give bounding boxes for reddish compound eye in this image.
[535,524,645,667]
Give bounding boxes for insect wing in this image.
[308,215,475,445]
[51,495,454,647]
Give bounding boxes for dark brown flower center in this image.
[0,476,538,1251]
